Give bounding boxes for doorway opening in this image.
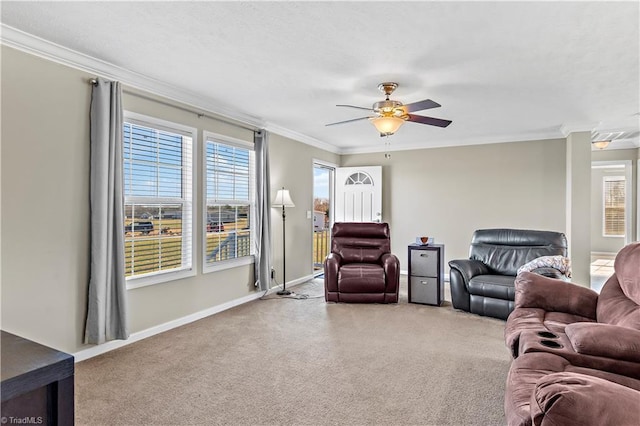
[590,160,633,292]
[313,161,335,276]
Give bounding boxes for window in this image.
[603,176,625,237]
[204,132,254,272]
[345,172,372,185]
[123,112,195,286]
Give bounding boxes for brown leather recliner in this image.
[324,222,400,303]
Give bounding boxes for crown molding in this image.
[1,24,346,153]
[0,24,268,130]
[339,129,566,155]
[263,122,341,154]
[559,122,599,137]
[4,24,627,157]
[0,24,344,152]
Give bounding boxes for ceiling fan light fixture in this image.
[592,140,610,149]
[326,82,451,132]
[370,116,405,135]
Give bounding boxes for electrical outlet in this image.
[271,268,275,279]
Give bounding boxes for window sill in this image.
[126,267,196,290]
[203,256,255,274]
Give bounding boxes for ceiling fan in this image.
[326,82,452,136]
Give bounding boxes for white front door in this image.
[335,166,382,222]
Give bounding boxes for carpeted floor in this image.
[76,277,511,425]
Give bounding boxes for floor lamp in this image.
[272,187,295,295]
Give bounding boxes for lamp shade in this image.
[272,188,295,208]
[592,140,610,149]
[370,116,405,135]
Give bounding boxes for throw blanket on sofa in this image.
[517,255,572,278]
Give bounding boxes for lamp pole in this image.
[273,187,294,296]
[277,203,291,295]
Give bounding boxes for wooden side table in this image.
[1,331,74,425]
[408,243,445,306]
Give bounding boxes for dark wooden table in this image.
[1,330,74,425]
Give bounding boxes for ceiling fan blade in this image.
[403,99,441,113]
[336,104,373,111]
[407,114,452,128]
[326,116,372,126]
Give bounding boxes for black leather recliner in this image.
[448,229,568,320]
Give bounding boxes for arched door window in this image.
[345,172,373,186]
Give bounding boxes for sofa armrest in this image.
[530,267,564,279]
[448,259,490,282]
[531,372,640,426]
[565,323,640,363]
[514,272,598,320]
[381,253,400,293]
[324,253,342,293]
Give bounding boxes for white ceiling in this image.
[2,1,639,154]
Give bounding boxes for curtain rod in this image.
[88,78,258,132]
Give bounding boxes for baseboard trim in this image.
[74,274,316,362]
[264,274,314,296]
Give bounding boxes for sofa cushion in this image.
[470,295,514,320]
[338,263,385,293]
[596,274,640,329]
[531,372,640,426]
[614,242,640,303]
[514,272,598,319]
[331,222,391,264]
[504,307,594,356]
[565,322,640,363]
[468,274,515,300]
[470,229,568,276]
[334,240,388,264]
[505,352,640,426]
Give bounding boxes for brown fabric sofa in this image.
[503,242,640,426]
[505,352,640,426]
[324,222,399,303]
[531,372,640,426]
[505,242,640,360]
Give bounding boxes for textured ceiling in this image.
[2,1,639,153]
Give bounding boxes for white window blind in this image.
[603,176,625,237]
[204,134,254,270]
[123,116,194,281]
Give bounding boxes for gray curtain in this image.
[254,130,272,291]
[85,78,129,344]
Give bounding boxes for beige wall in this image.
[341,139,567,267]
[0,46,339,353]
[269,135,339,285]
[3,45,631,356]
[2,47,91,353]
[565,132,592,285]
